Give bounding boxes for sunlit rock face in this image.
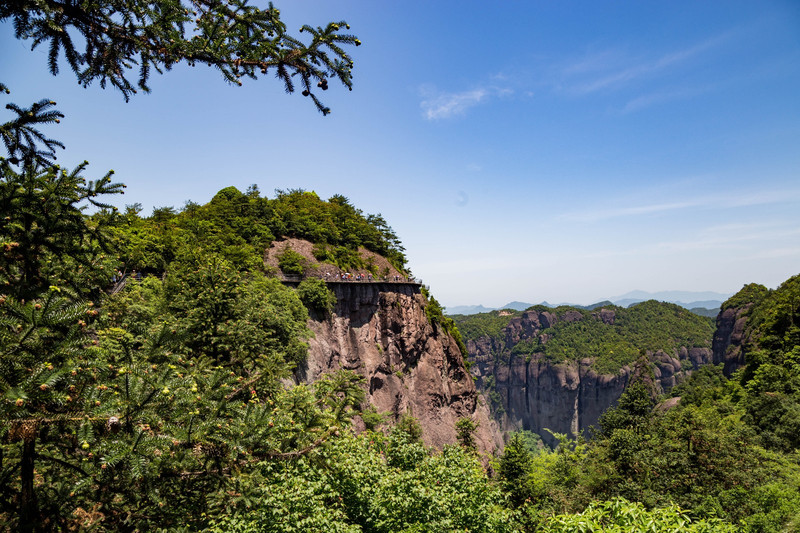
[298,282,502,454]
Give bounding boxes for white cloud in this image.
[562,33,731,96]
[621,84,714,113]
[560,188,800,223]
[419,85,513,120]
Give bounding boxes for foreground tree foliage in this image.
[0,89,367,529]
[496,375,800,532]
[2,0,360,114]
[210,429,517,533]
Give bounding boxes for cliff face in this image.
[468,308,712,447]
[298,282,502,453]
[712,304,753,376]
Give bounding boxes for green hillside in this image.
[733,275,800,451]
[453,301,714,374]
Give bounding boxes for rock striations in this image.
[297,282,502,453]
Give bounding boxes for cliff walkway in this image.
[279,274,422,288]
[107,273,422,294]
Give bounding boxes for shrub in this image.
[277,248,306,276]
[296,278,336,314]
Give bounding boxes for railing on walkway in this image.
[280,274,422,286]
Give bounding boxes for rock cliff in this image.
[711,304,753,375]
[710,283,770,377]
[297,282,502,453]
[466,306,713,447]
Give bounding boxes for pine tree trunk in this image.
[20,435,37,533]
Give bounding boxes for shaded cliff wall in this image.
[710,283,771,377]
[468,308,712,447]
[298,283,502,453]
[712,303,754,376]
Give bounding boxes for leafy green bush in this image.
[538,498,736,532]
[277,247,307,276]
[297,278,337,314]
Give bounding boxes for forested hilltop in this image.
[112,186,407,280]
[452,301,716,444]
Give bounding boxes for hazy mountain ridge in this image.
[447,290,732,316]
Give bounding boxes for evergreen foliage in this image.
[1,0,359,114]
[499,432,535,506]
[0,156,123,300]
[4,15,800,529]
[455,417,479,451]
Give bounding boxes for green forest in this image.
[3,1,800,531]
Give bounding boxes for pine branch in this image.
[1,0,359,113]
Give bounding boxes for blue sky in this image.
[2,1,799,308]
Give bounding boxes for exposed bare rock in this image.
[298,282,502,454]
[655,396,681,413]
[265,238,405,280]
[593,308,616,325]
[712,304,754,375]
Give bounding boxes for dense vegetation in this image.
[113,186,407,276]
[452,301,714,374]
[450,309,518,342]
[1,0,359,115]
[730,275,800,452]
[488,279,800,532]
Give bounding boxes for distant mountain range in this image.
[445,290,732,316]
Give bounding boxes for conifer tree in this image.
[1,0,360,114]
[0,2,365,527]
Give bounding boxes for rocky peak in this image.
[711,283,769,376]
[298,282,502,453]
